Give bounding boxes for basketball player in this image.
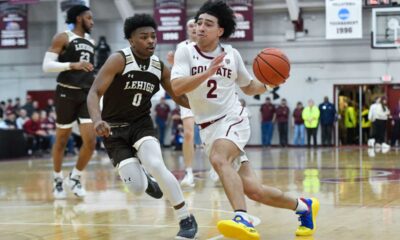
[171,1,319,239]
[86,14,198,239]
[42,5,96,199]
[167,19,198,188]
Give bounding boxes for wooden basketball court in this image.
[0,147,399,240]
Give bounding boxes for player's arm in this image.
[87,53,124,137]
[42,32,94,73]
[161,64,190,109]
[170,46,225,96]
[241,80,274,95]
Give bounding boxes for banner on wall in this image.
[0,2,28,49]
[154,0,186,44]
[57,0,90,33]
[227,0,253,41]
[326,0,363,39]
[8,0,39,4]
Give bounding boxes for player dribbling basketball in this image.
[170,1,319,239]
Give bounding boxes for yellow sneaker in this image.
[295,198,320,236]
[217,215,260,240]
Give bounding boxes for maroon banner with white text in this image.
[0,2,28,49]
[154,0,186,44]
[227,0,253,41]
[8,0,39,4]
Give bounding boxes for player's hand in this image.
[70,61,94,72]
[94,120,111,137]
[205,52,226,78]
[166,51,175,65]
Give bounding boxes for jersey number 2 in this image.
[207,79,217,98]
[132,93,142,106]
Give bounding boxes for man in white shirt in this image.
[171,1,319,239]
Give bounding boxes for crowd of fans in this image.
[0,95,92,156]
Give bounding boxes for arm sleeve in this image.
[233,48,252,87]
[42,51,71,73]
[170,46,191,80]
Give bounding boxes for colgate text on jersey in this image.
[191,66,232,78]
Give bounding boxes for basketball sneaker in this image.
[53,177,66,199]
[295,198,320,236]
[143,169,163,199]
[66,173,86,198]
[217,215,260,240]
[181,172,195,188]
[176,214,198,239]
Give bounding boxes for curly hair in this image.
[124,14,158,39]
[195,0,236,39]
[65,5,90,24]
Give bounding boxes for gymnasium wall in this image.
[1,2,399,144]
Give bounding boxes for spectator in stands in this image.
[361,104,371,144]
[260,97,275,147]
[344,101,357,145]
[13,97,21,112]
[0,101,5,119]
[16,108,29,129]
[391,99,400,147]
[302,99,320,147]
[32,101,41,113]
[40,110,55,152]
[276,98,290,147]
[95,36,111,71]
[23,111,49,155]
[293,101,305,146]
[45,98,55,113]
[6,99,14,112]
[319,96,336,146]
[171,104,182,134]
[155,97,170,147]
[0,110,17,129]
[22,95,34,117]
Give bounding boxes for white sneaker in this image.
[208,168,220,183]
[368,138,375,148]
[53,177,67,199]
[181,172,195,187]
[67,174,86,197]
[375,143,381,149]
[382,143,391,153]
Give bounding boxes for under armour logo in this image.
[128,74,134,78]
[193,55,199,60]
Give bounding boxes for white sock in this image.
[296,198,309,213]
[70,167,83,179]
[186,168,193,176]
[53,171,63,179]
[176,203,190,220]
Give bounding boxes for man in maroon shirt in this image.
[260,97,276,147]
[292,102,305,146]
[155,97,171,147]
[276,98,290,147]
[23,111,49,155]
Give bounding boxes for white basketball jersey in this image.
[172,43,249,124]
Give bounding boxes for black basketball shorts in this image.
[103,115,157,167]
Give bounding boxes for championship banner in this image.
[326,0,362,39]
[227,0,253,41]
[0,2,28,49]
[8,0,39,4]
[57,0,90,33]
[154,0,186,44]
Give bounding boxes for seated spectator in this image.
[23,111,49,155]
[0,110,17,129]
[22,95,34,117]
[16,109,29,129]
[39,110,55,152]
[45,98,55,113]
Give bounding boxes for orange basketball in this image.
[252,48,290,86]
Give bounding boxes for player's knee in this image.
[118,158,147,196]
[210,154,228,172]
[183,130,193,141]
